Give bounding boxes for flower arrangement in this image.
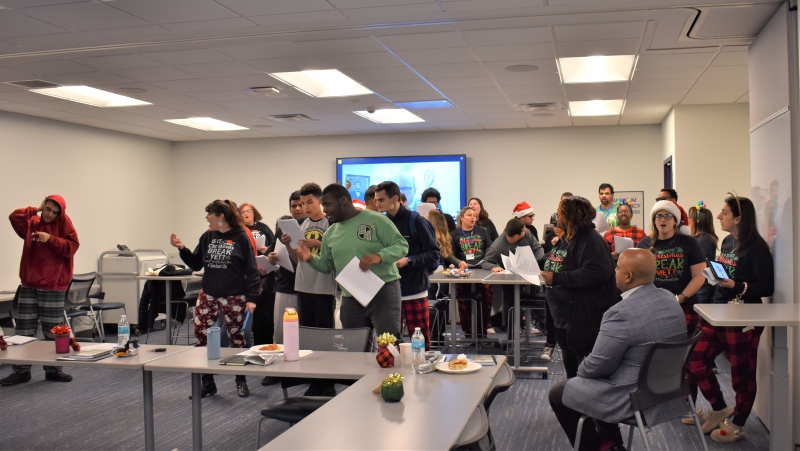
[376,333,397,346]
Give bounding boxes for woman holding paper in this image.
[602,202,645,260]
[636,200,707,337]
[170,199,259,399]
[240,203,277,353]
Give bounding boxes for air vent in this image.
[515,102,566,112]
[266,114,316,123]
[4,79,59,89]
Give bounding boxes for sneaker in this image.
[261,376,280,386]
[541,347,554,361]
[711,418,746,443]
[304,382,336,397]
[530,326,541,334]
[0,371,31,386]
[701,406,734,434]
[486,328,496,335]
[44,371,72,382]
[189,376,217,399]
[682,408,705,425]
[236,379,249,398]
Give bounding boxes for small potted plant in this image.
[380,373,404,402]
[376,333,398,368]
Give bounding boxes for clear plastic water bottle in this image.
[117,315,130,348]
[411,327,425,372]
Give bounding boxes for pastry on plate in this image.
[448,353,469,370]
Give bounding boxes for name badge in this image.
[466,253,475,261]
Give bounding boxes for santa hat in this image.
[512,201,534,218]
[651,200,691,235]
[353,199,366,210]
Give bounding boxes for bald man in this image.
[549,249,688,451]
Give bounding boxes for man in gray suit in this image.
[549,249,687,451]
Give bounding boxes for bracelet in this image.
[739,282,748,296]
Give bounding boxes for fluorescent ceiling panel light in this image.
[29,85,151,107]
[568,100,624,117]
[353,109,425,124]
[268,69,372,98]
[394,100,454,109]
[558,55,636,84]
[165,117,248,131]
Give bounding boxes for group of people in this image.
[0,182,775,448]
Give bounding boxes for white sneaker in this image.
[486,328,496,335]
[541,347,554,361]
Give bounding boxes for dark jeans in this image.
[297,292,335,329]
[252,288,275,346]
[553,327,592,379]
[549,380,623,451]
[544,301,556,346]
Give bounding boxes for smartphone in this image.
[709,261,730,280]
[148,348,167,352]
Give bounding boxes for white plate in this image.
[250,344,283,354]
[435,361,482,374]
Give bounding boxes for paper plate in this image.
[250,344,283,354]
[435,361,482,374]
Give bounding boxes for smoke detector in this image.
[515,102,566,112]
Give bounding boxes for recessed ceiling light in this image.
[558,55,635,84]
[505,65,539,73]
[353,109,425,124]
[164,117,248,131]
[394,100,454,109]
[248,86,286,97]
[569,100,625,116]
[268,69,372,98]
[30,85,151,107]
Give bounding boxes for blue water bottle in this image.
[207,326,221,359]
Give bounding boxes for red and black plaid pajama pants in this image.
[401,297,430,350]
[456,284,493,337]
[687,318,763,426]
[682,302,699,337]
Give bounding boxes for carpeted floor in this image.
[0,323,771,451]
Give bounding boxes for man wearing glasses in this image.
[512,201,539,242]
[420,187,456,232]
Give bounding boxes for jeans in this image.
[340,280,401,339]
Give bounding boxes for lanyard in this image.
[599,205,613,219]
[461,229,476,250]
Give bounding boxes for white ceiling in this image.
[0,0,781,141]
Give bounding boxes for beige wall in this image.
[0,111,175,290]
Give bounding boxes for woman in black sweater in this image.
[171,200,260,398]
[688,203,719,303]
[541,196,617,378]
[240,203,276,350]
[469,197,499,243]
[687,194,774,442]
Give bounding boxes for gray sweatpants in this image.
[339,281,401,340]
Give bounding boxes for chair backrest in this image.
[629,332,702,413]
[298,326,372,352]
[484,362,516,411]
[64,272,98,309]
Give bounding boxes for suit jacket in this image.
[563,283,687,425]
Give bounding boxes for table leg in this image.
[143,369,155,451]
[513,284,520,371]
[165,282,172,346]
[769,326,790,451]
[192,372,203,450]
[449,283,457,350]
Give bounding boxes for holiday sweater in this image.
[448,225,492,266]
[713,235,774,304]
[636,234,705,304]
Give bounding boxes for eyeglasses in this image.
[241,209,253,214]
[655,196,668,201]
[655,213,674,220]
[525,214,535,219]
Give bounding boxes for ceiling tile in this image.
[72,55,164,71]
[459,104,515,114]
[141,49,232,65]
[329,0,434,9]
[470,43,554,62]
[249,10,346,25]
[461,27,551,46]
[481,59,559,75]
[341,66,420,82]
[685,86,747,99]
[124,104,188,119]
[492,72,562,86]
[413,62,488,79]
[245,56,329,72]
[636,53,715,69]
[293,37,386,55]
[150,78,229,93]
[553,22,643,42]
[161,101,231,114]
[175,61,263,78]
[710,51,748,67]
[3,32,90,46]
[211,42,307,61]
[339,3,442,19]
[429,76,495,89]
[626,89,685,103]
[0,0,93,7]
[454,96,512,107]
[628,78,694,91]
[134,92,200,104]
[97,83,173,95]
[315,51,404,69]
[500,84,564,96]
[394,48,477,65]
[440,0,541,13]
[160,18,255,33]
[376,32,465,51]
[572,115,619,126]
[440,86,504,99]
[208,74,303,91]
[384,90,444,101]
[184,90,256,102]
[362,79,433,93]
[214,0,333,16]
[681,96,740,105]
[11,59,94,76]
[632,67,704,80]
[693,76,748,89]
[18,2,149,31]
[736,92,749,103]
[0,10,66,38]
[80,25,169,39]
[556,38,639,58]
[701,65,748,78]
[106,0,239,24]
[47,71,138,86]
[110,66,197,82]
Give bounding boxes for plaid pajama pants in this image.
[456,284,493,336]
[682,302,699,338]
[687,319,763,426]
[13,285,66,374]
[402,297,430,350]
[193,290,247,348]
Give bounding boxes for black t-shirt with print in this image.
[449,226,491,263]
[246,222,275,255]
[713,235,774,304]
[543,240,570,328]
[637,234,705,303]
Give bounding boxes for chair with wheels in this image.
[81,272,127,342]
[574,333,707,451]
[63,273,103,342]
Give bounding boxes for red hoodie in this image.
[9,195,80,291]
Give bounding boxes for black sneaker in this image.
[189,377,217,399]
[236,379,249,398]
[261,376,280,386]
[0,371,31,386]
[303,382,336,397]
[44,371,72,382]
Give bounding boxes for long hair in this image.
[725,194,765,255]
[239,203,263,222]
[469,197,490,225]
[456,206,476,229]
[647,207,679,253]
[427,209,453,259]
[558,196,595,243]
[688,205,718,246]
[205,200,244,228]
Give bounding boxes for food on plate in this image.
[113,348,131,357]
[259,344,280,351]
[448,354,468,370]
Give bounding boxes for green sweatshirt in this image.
[308,210,409,297]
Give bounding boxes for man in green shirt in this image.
[296,183,409,339]
[597,183,619,228]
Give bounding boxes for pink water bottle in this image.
[283,307,299,361]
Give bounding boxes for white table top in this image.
[136,275,202,281]
[694,303,800,327]
[260,370,493,450]
[429,268,493,284]
[0,341,193,369]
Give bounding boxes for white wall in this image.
[0,111,175,291]
[171,125,664,243]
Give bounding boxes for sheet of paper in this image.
[500,254,512,271]
[511,246,541,277]
[274,240,294,273]
[593,211,609,234]
[335,256,385,307]
[81,343,117,351]
[255,234,266,249]
[5,335,37,345]
[702,267,720,286]
[613,236,634,253]
[415,202,436,218]
[277,218,304,248]
[237,349,314,358]
[256,255,279,274]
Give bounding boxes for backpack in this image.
[408,211,441,274]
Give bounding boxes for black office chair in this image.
[254,326,372,449]
[574,333,707,451]
[79,272,127,342]
[63,273,103,341]
[483,361,515,414]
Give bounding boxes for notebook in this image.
[465,355,496,366]
[5,336,37,346]
[219,355,247,366]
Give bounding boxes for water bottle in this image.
[206,327,220,359]
[411,327,425,372]
[283,307,299,362]
[117,315,130,348]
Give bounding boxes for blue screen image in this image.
[336,154,466,217]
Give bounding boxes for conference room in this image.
[0,0,798,450]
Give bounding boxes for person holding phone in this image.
[687,194,774,443]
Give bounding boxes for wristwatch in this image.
[407,256,413,264]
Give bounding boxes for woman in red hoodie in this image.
[1,195,79,386]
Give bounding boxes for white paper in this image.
[335,256,385,307]
[613,236,634,253]
[255,234,266,249]
[416,202,436,218]
[81,343,117,351]
[237,349,314,358]
[702,267,720,286]
[256,255,279,274]
[593,211,609,234]
[5,335,36,345]
[277,218,304,248]
[503,247,542,286]
[274,240,294,273]
[500,254,513,271]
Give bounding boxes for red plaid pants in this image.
[687,319,763,426]
[682,302,699,338]
[402,297,430,350]
[456,284,493,336]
